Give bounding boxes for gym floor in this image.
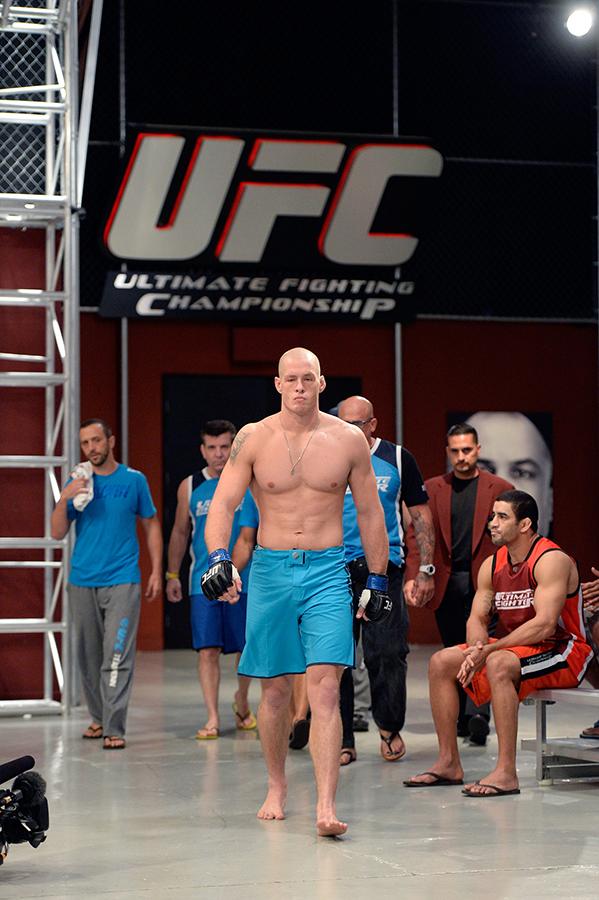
[1,646,598,899]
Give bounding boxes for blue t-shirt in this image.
[67,464,157,587]
[343,438,428,566]
[188,468,259,595]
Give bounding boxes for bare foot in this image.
[257,785,286,820]
[233,691,254,723]
[340,747,357,767]
[463,769,518,795]
[103,735,126,750]
[316,813,348,837]
[379,730,406,762]
[195,723,219,740]
[82,722,103,739]
[233,695,257,730]
[404,758,463,785]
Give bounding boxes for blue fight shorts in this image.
[238,546,354,678]
[190,591,247,654]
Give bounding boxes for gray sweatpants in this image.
[69,583,141,738]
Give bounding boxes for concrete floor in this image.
[1,645,598,899]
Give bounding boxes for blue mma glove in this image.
[201,549,240,601]
[358,573,392,623]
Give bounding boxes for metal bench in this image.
[521,688,599,784]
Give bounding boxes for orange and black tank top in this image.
[491,536,586,645]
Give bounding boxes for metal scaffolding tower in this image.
[0,0,82,714]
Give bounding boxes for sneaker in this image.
[468,714,490,746]
[580,720,599,739]
[353,713,370,732]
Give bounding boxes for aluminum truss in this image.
[0,0,80,714]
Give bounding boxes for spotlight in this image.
[566,8,594,37]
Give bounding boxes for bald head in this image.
[337,395,377,445]
[278,347,321,378]
[337,395,373,421]
[275,347,325,416]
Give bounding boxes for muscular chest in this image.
[253,435,350,495]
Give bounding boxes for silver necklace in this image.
[282,422,319,474]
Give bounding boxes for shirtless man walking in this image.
[203,348,389,836]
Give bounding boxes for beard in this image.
[87,449,109,467]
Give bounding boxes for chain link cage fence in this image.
[0,1,67,195]
[0,19,48,195]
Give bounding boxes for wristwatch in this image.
[419,564,436,576]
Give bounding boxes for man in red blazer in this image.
[404,423,513,745]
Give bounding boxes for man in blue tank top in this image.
[51,418,162,751]
[338,396,435,766]
[166,420,258,739]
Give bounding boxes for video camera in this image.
[0,756,49,865]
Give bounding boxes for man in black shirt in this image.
[405,423,513,745]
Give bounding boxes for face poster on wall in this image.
[447,411,553,537]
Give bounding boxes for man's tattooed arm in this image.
[410,504,434,564]
[409,503,435,606]
[229,428,249,464]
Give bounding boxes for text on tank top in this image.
[491,535,584,645]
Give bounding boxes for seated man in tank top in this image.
[404,490,592,797]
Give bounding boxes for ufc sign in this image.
[104,130,443,267]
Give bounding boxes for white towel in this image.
[71,460,94,511]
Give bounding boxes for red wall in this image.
[0,231,49,698]
[127,320,397,648]
[1,267,121,697]
[402,319,598,641]
[75,317,398,649]
[4,302,598,696]
[81,315,598,648]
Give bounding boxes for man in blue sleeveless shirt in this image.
[166,420,258,739]
[338,396,435,766]
[51,419,162,750]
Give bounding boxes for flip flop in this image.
[340,748,357,767]
[403,771,464,787]
[289,718,310,750]
[103,736,126,750]
[380,731,406,762]
[82,723,103,739]
[462,781,520,797]
[196,726,219,740]
[232,702,257,731]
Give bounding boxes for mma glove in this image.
[358,573,392,623]
[201,548,240,601]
